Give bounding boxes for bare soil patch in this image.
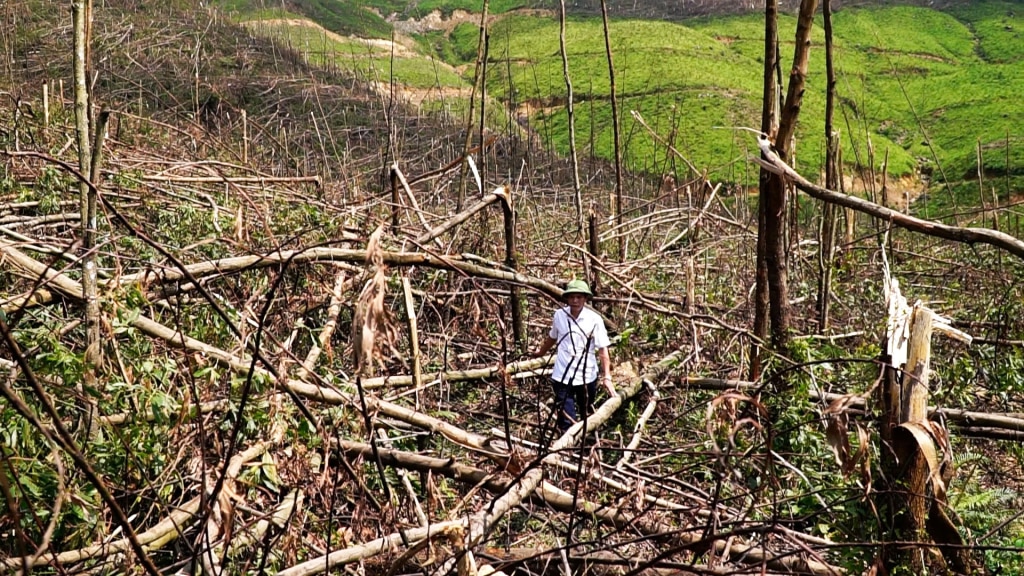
[390,8,556,35]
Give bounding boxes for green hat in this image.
[562,279,593,299]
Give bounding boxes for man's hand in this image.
[532,337,556,359]
[603,375,617,396]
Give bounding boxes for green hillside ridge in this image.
[212,0,1024,204]
[215,0,470,90]
[216,0,397,38]
[215,0,510,129]
[452,4,1023,192]
[240,16,468,89]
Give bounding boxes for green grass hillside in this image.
[216,0,398,38]
[480,15,774,182]
[430,1,1024,201]
[239,16,468,89]
[215,0,1024,204]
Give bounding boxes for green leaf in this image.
[261,452,280,492]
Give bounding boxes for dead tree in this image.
[818,0,839,332]
[750,0,778,381]
[877,263,977,573]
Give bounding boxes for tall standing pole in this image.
[749,0,779,381]
[817,0,838,332]
[557,0,583,234]
[600,0,624,261]
[73,0,101,438]
[501,188,524,354]
[458,0,490,211]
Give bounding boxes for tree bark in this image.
[600,0,625,260]
[750,0,779,380]
[768,0,818,351]
[458,0,489,211]
[501,188,525,354]
[818,0,838,333]
[558,0,584,233]
[72,0,101,439]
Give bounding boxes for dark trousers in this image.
[551,378,597,432]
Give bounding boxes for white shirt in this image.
[549,306,610,386]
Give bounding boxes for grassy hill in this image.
[223,0,1024,208]
[453,3,1024,199]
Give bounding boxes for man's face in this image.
[566,293,586,312]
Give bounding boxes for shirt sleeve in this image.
[549,309,563,340]
[592,315,611,349]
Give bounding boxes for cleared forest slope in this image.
[226,0,1024,208]
[2,0,1024,575]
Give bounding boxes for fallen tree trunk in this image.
[0,497,200,571]
[492,549,702,576]
[486,548,801,576]
[414,185,509,245]
[1,229,841,575]
[335,439,844,576]
[112,246,566,300]
[2,243,560,314]
[952,427,1024,441]
[683,377,1024,436]
[278,353,685,576]
[753,135,1024,261]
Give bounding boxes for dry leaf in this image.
[352,226,388,376]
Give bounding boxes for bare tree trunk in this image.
[502,190,524,354]
[817,0,838,333]
[0,3,13,85]
[87,107,108,350]
[750,0,779,381]
[558,0,584,234]
[600,0,624,261]
[390,167,400,233]
[767,0,818,350]
[458,0,489,210]
[478,32,489,191]
[73,0,100,437]
[587,210,601,295]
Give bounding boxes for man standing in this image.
[532,280,616,432]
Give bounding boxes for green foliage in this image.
[240,450,283,493]
[412,29,462,63]
[20,166,71,215]
[291,0,394,38]
[482,14,764,178]
[449,21,483,64]
[939,293,1024,407]
[0,316,181,554]
[829,6,974,60]
[949,451,1024,573]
